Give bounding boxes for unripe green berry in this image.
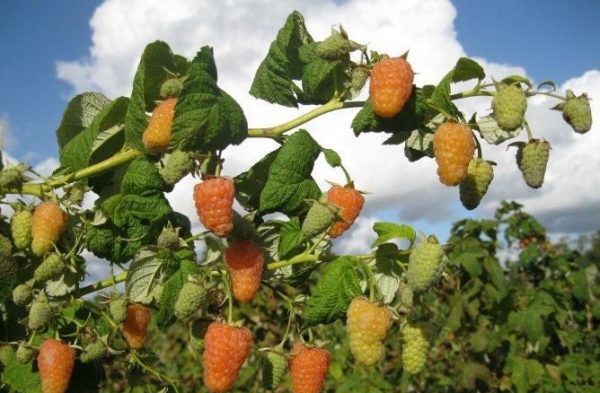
[157,224,180,249]
[28,294,53,331]
[562,90,592,134]
[516,139,550,189]
[81,341,108,363]
[174,279,206,321]
[492,84,527,131]
[160,150,194,187]
[302,200,338,239]
[109,296,128,324]
[16,342,36,364]
[12,284,33,306]
[160,78,184,98]
[459,159,494,210]
[407,241,445,292]
[11,209,33,250]
[34,253,66,283]
[401,324,429,374]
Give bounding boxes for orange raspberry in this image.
[37,339,75,393]
[289,343,330,393]
[193,177,235,237]
[369,57,414,118]
[433,122,476,186]
[203,321,253,393]
[31,201,68,256]
[224,240,264,302]
[121,303,151,349]
[326,185,364,238]
[142,97,177,153]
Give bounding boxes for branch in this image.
[248,100,365,138]
[77,271,128,297]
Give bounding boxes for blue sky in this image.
[0,0,599,246]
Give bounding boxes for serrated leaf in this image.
[126,247,164,304]
[259,130,321,215]
[404,128,435,161]
[300,51,345,104]
[249,11,314,107]
[155,258,198,328]
[0,347,42,393]
[115,194,172,225]
[279,218,304,259]
[60,97,129,174]
[234,149,279,211]
[477,115,521,144]
[124,41,189,150]
[303,256,361,327]
[170,47,248,151]
[202,236,223,265]
[506,356,544,393]
[121,156,163,195]
[44,270,80,297]
[372,222,416,247]
[56,92,112,150]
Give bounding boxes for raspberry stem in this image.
[77,271,128,297]
[267,253,319,271]
[248,100,365,139]
[131,350,180,393]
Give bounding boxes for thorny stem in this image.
[77,271,128,297]
[247,100,365,138]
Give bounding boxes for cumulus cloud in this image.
[56,0,600,254]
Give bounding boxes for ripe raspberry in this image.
[407,241,445,292]
[459,158,494,210]
[326,185,364,238]
[37,339,75,393]
[160,150,194,187]
[262,348,287,391]
[121,303,152,349]
[369,57,414,118]
[516,139,551,189]
[34,253,66,283]
[224,240,264,302]
[174,278,206,321]
[12,284,33,306]
[562,90,592,134]
[289,343,330,393]
[109,296,128,324]
[80,341,108,363]
[11,209,33,250]
[433,122,476,186]
[142,97,177,153]
[346,297,393,366]
[401,325,430,374]
[302,200,338,239]
[31,201,68,256]
[203,321,253,393]
[16,342,36,364]
[28,293,53,331]
[492,84,527,131]
[193,177,235,237]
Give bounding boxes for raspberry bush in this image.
[0,10,596,393]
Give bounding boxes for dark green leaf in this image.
[56,92,111,150]
[303,256,361,327]
[452,57,485,83]
[249,11,314,107]
[234,149,279,211]
[121,156,163,195]
[278,218,304,259]
[155,258,198,328]
[259,130,321,215]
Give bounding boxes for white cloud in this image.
[56,0,600,247]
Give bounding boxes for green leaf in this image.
[372,222,416,247]
[0,347,42,393]
[506,356,544,393]
[155,258,198,328]
[374,272,400,304]
[121,156,163,195]
[115,194,172,225]
[352,88,430,136]
[299,43,346,104]
[452,57,485,83]
[126,247,164,304]
[56,92,111,150]
[523,308,544,342]
[234,149,279,211]
[477,115,521,144]
[170,47,248,151]
[303,256,361,327]
[278,218,304,259]
[124,41,189,150]
[259,130,321,215]
[60,97,129,174]
[249,11,314,107]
